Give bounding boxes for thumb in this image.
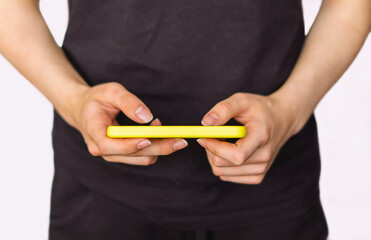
[201,93,246,126]
[100,83,154,124]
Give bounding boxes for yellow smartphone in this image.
[107,126,246,138]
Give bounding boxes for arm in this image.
[273,0,371,135]
[0,0,90,129]
[0,0,188,165]
[197,0,371,184]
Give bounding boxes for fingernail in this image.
[154,118,161,125]
[137,140,151,150]
[173,139,188,151]
[197,138,206,148]
[135,105,153,123]
[201,113,218,126]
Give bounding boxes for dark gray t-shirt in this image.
[51,0,322,230]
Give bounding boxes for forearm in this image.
[270,0,371,135]
[0,0,90,129]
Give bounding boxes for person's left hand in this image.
[197,92,301,185]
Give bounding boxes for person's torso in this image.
[52,0,322,230]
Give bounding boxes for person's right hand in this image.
[72,82,188,165]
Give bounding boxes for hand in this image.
[71,82,188,165]
[197,92,300,184]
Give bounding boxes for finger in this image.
[151,155,159,164]
[128,117,188,156]
[219,175,265,185]
[243,144,272,164]
[206,144,271,168]
[102,155,156,166]
[206,149,235,167]
[102,118,164,164]
[129,138,188,156]
[84,135,102,157]
[112,118,120,126]
[205,138,232,166]
[97,83,154,124]
[212,163,267,176]
[197,137,250,166]
[87,107,152,155]
[150,118,161,126]
[197,122,268,165]
[201,93,247,126]
[103,117,187,157]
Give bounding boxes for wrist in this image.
[54,80,90,131]
[268,84,314,137]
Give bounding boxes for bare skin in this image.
[0,0,188,166]
[198,0,371,184]
[0,1,370,180]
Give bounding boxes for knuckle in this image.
[232,151,246,165]
[249,175,265,185]
[141,157,154,166]
[97,142,110,155]
[107,82,124,92]
[103,83,125,103]
[260,128,270,144]
[88,146,101,156]
[219,101,233,115]
[232,92,244,99]
[120,94,137,109]
[260,150,272,163]
[212,148,221,159]
[256,165,267,175]
[212,167,221,176]
[213,157,225,167]
[102,156,112,162]
[249,121,260,131]
[103,83,118,96]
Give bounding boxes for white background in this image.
[0,0,370,239]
